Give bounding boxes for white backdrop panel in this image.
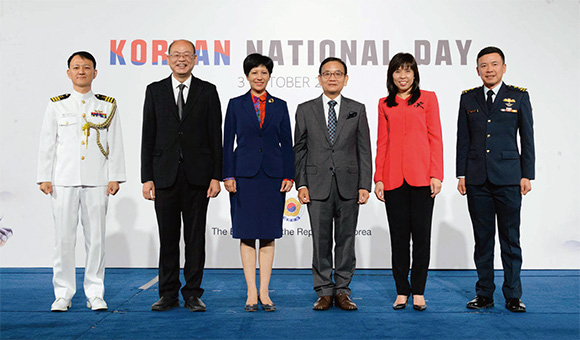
[0,0,578,269]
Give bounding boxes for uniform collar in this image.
[484,82,503,97]
[72,89,94,101]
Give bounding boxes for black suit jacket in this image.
[456,82,535,186]
[141,75,222,189]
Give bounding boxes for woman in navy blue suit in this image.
[223,54,294,312]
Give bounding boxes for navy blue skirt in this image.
[230,168,285,239]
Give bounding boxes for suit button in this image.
[82,113,86,117]
[81,141,85,145]
[487,134,491,138]
[329,167,334,171]
[331,149,334,153]
[486,150,490,153]
[178,132,183,135]
[259,148,263,152]
[81,156,85,160]
[81,100,85,104]
[487,119,491,123]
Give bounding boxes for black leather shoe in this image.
[151,296,179,311]
[392,296,408,310]
[184,296,206,312]
[505,298,526,313]
[244,303,258,312]
[413,304,427,311]
[412,295,427,311]
[258,295,276,312]
[466,295,494,309]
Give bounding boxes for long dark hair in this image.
[385,53,421,107]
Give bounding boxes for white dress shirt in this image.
[171,74,192,104]
[322,93,342,123]
[484,82,501,103]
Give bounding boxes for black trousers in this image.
[467,180,522,299]
[154,164,209,300]
[384,181,434,296]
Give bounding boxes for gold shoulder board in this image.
[50,93,71,102]
[95,94,116,104]
[462,87,479,94]
[507,85,527,92]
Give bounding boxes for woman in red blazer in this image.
[374,53,443,311]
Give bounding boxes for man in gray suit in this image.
[294,57,372,311]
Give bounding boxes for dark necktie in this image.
[328,100,337,144]
[486,89,494,112]
[177,84,185,119]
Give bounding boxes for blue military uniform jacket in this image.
[456,82,535,186]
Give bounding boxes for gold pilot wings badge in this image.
[503,98,516,107]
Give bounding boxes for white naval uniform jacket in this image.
[37,90,126,186]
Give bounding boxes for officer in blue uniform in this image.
[456,46,535,313]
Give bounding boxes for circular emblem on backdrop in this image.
[283,197,303,222]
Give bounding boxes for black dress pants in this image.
[154,164,209,300]
[384,180,434,296]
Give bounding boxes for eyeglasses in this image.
[320,71,345,79]
[167,53,196,60]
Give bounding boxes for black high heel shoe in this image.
[413,295,427,311]
[258,295,276,312]
[244,303,258,312]
[392,296,408,310]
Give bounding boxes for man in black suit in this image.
[456,46,535,313]
[141,39,222,312]
[294,57,372,311]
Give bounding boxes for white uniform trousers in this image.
[51,186,108,300]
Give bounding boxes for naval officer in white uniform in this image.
[37,51,126,312]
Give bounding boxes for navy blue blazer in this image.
[223,91,294,180]
[456,82,535,186]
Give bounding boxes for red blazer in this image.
[374,90,443,191]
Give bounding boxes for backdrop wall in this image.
[1,0,579,269]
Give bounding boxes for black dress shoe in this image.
[466,295,494,309]
[151,296,179,311]
[258,295,276,312]
[184,296,206,312]
[505,298,526,313]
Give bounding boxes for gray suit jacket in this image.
[294,95,372,200]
